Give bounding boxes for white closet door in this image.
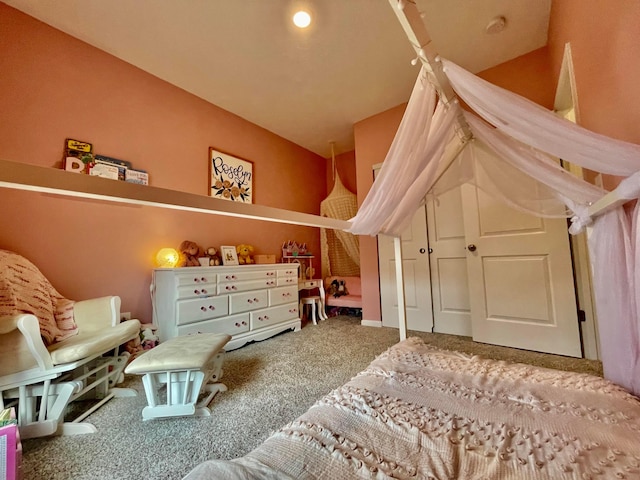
[461,184,582,357]
[426,187,471,336]
[378,205,434,332]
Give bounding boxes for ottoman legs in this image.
[139,351,227,420]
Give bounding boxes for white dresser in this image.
[152,264,301,350]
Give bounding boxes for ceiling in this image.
[4,0,551,158]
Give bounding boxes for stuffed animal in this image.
[329,279,349,298]
[179,240,204,267]
[140,327,159,350]
[124,323,159,357]
[236,244,255,264]
[205,246,221,266]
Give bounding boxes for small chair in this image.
[299,296,323,325]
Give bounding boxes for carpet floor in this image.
[21,316,602,480]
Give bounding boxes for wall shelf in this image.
[0,158,352,231]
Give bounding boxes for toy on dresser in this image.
[205,246,221,266]
[179,240,204,267]
[236,244,255,264]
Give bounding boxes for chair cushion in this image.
[326,295,362,309]
[125,333,231,374]
[48,319,141,365]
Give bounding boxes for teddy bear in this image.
[236,244,255,264]
[179,240,204,267]
[205,246,221,266]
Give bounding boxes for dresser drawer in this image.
[251,303,299,330]
[175,271,217,287]
[270,286,298,306]
[177,313,250,337]
[218,279,275,294]
[278,267,299,278]
[277,276,298,287]
[177,282,216,300]
[218,270,277,283]
[300,279,322,289]
[229,289,269,314]
[176,296,229,325]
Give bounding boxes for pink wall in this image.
[548,0,640,190]
[476,48,556,108]
[0,5,326,323]
[325,150,357,195]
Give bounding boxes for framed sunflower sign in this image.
[209,148,253,203]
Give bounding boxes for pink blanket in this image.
[0,250,77,345]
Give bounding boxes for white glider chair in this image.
[0,250,141,439]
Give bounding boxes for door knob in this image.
[419,248,426,254]
[467,244,477,252]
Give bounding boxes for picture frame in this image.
[220,245,239,266]
[209,148,253,203]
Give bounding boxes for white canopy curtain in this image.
[349,58,640,396]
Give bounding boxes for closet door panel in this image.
[427,187,471,336]
[462,184,581,357]
[378,205,433,332]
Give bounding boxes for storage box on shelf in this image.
[151,264,300,350]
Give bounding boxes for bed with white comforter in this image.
[184,337,640,479]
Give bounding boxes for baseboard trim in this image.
[361,319,382,328]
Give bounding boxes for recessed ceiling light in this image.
[293,10,311,28]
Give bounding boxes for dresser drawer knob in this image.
[201,277,207,282]
[200,306,207,312]
[235,322,241,327]
[208,305,215,310]
[201,289,207,294]
[194,289,200,295]
[194,277,200,283]
[242,321,247,326]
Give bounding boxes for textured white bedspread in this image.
[184,337,640,479]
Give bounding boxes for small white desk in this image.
[298,279,328,321]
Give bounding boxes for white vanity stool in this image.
[299,296,323,325]
[125,333,231,420]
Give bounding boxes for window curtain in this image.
[350,58,640,395]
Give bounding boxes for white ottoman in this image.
[125,333,231,420]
